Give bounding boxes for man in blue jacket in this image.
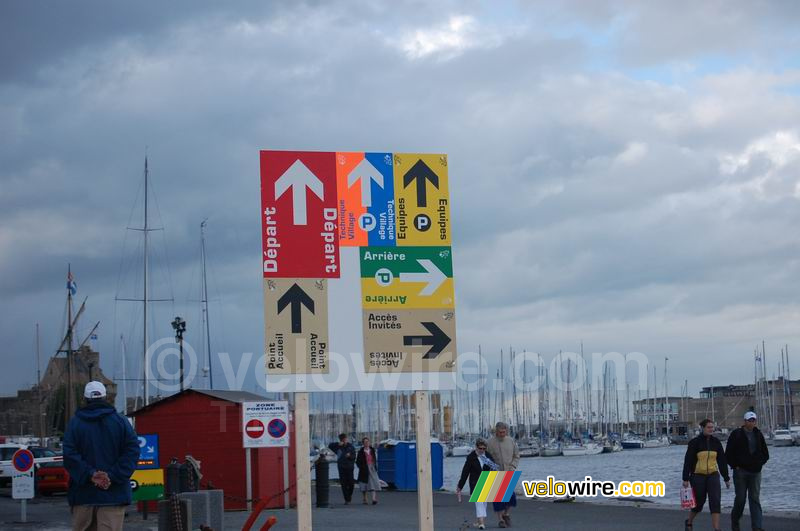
[63,381,139,531]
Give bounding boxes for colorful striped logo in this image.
[469,471,521,502]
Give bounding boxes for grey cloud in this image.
[2,2,800,395]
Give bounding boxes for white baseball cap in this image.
[84,381,107,399]
[744,411,757,421]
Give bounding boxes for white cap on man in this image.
[84,381,107,399]
[744,411,757,421]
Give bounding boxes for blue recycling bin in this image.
[377,441,443,491]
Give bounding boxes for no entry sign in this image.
[245,419,265,438]
[242,401,290,448]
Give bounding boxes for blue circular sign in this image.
[267,418,287,439]
[13,449,34,472]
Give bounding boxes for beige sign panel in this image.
[264,278,329,374]
[362,309,456,373]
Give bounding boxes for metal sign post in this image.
[245,447,253,512]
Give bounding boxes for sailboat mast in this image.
[787,345,794,424]
[665,357,669,438]
[66,264,74,428]
[143,157,150,405]
[36,323,44,444]
[201,219,214,389]
[120,334,128,414]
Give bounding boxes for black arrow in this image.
[403,321,451,359]
[403,159,439,207]
[277,284,315,333]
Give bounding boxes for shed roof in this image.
[129,388,270,416]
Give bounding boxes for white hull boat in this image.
[540,444,562,457]
[451,445,473,457]
[769,430,794,447]
[561,444,588,457]
[584,442,604,455]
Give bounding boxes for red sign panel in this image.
[260,150,340,278]
[245,419,265,439]
[12,449,34,473]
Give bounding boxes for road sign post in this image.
[295,392,312,530]
[242,401,290,514]
[12,449,35,523]
[415,391,434,531]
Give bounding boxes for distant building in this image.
[0,345,116,438]
[633,377,800,434]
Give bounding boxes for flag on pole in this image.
[67,271,77,295]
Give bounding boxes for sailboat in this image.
[583,441,604,455]
[644,366,669,448]
[115,156,174,409]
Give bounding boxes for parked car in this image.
[1,444,63,487]
[36,461,70,495]
[28,447,63,465]
[0,443,25,486]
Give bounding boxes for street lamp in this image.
[171,316,187,391]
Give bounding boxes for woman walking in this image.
[682,419,730,531]
[456,438,498,530]
[356,437,381,505]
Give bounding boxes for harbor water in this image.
[442,445,800,513]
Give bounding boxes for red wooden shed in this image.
[130,389,296,510]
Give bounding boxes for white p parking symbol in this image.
[359,213,377,232]
[375,268,393,286]
[414,214,431,232]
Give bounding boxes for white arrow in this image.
[274,159,325,225]
[399,259,447,296]
[347,158,384,207]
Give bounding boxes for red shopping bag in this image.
[680,485,696,510]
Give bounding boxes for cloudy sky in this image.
[2,1,800,401]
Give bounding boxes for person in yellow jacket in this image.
[682,419,730,531]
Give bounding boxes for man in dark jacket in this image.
[726,411,769,531]
[63,381,140,531]
[329,433,356,504]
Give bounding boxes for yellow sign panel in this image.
[360,246,455,309]
[362,309,456,373]
[131,469,164,502]
[394,153,451,246]
[264,278,329,374]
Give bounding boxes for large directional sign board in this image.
[336,152,395,247]
[263,278,329,374]
[260,151,340,278]
[360,247,454,309]
[260,150,458,391]
[394,153,451,246]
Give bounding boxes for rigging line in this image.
[115,171,144,299]
[147,170,176,313]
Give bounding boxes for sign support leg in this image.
[415,390,434,531]
[283,447,290,509]
[21,499,27,523]
[295,392,312,530]
[246,447,253,512]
